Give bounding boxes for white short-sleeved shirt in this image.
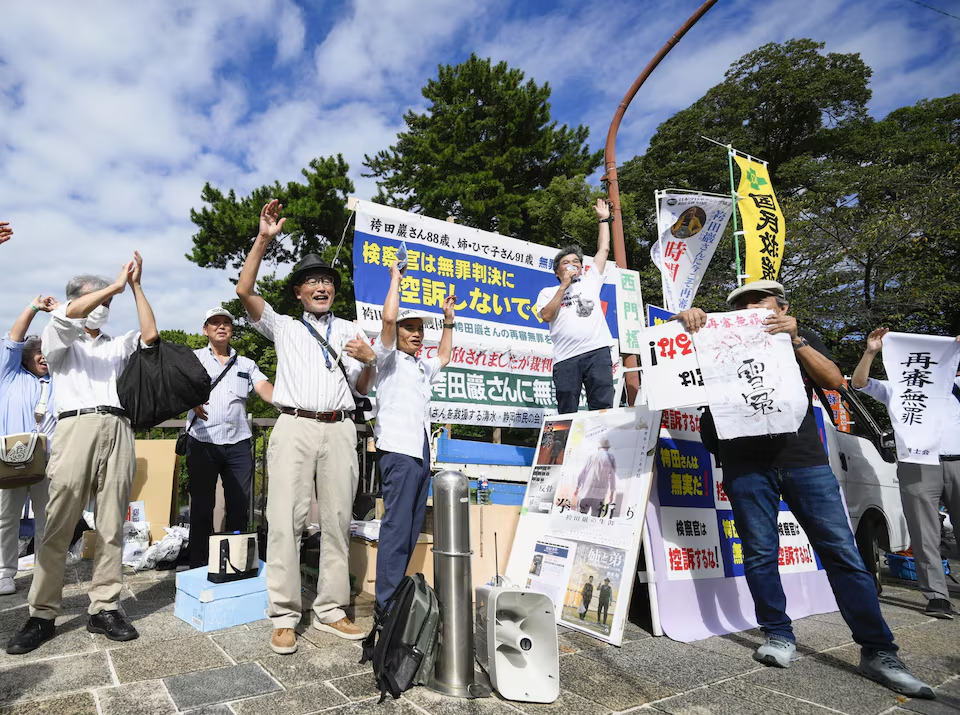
[41,304,147,414]
[372,338,442,460]
[249,303,363,412]
[857,377,960,457]
[187,346,269,445]
[534,267,613,364]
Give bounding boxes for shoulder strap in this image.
[301,317,354,389]
[953,382,960,404]
[187,352,240,432]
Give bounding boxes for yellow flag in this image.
[733,155,784,282]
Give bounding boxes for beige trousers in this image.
[29,414,135,619]
[266,414,358,629]
[0,479,49,579]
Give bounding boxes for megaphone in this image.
[475,585,559,703]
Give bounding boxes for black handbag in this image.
[117,339,212,430]
[175,353,239,455]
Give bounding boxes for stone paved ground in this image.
[0,561,958,715]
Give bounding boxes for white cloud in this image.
[1,0,958,340]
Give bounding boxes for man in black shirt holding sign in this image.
[674,280,933,700]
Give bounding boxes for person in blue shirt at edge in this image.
[185,307,274,569]
[0,294,59,596]
[372,259,454,621]
[534,199,615,414]
[673,279,935,700]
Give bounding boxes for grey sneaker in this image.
[752,637,797,668]
[859,650,935,699]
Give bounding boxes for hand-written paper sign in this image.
[639,321,707,410]
[881,332,960,465]
[692,309,807,440]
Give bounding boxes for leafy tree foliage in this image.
[363,54,602,236]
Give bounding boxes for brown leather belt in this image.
[278,406,351,422]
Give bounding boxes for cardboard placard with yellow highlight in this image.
[733,155,784,282]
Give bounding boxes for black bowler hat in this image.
[290,254,341,291]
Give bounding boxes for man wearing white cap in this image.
[184,307,273,569]
[673,280,935,700]
[371,260,454,619]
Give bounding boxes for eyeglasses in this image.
[301,276,335,288]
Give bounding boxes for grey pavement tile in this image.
[622,618,654,642]
[181,707,234,715]
[578,632,756,692]
[94,610,200,650]
[506,688,612,715]
[900,676,960,715]
[402,687,520,715]
[329,672,382,702]
[259,644,367,687]
[714,679,845,714]
[213,627,316,662]
[810,602,931,631]
[881,621,960,687]
[96,680,177,715]
[231,682,347,715]
[165,662,281,710]
[127,578,178,604]
[323,698,420,715]
[0,652,113,705]
[0,621,95,666]
[686,627,767,662]
[296,623,354,649]
[0,691,97,715]
[108,634,231,683]
[743,649,904,715]
[558,653,676,710]
[650,683,838,715]
[557,630,610,652]
[789,617,859,654]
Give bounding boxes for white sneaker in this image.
[0,577,16,595]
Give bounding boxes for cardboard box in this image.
[175,561,269,632]
[131,440,179,544]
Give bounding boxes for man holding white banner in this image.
[674,280,934,700]
[534,199,614,414]
[853,328,960,620]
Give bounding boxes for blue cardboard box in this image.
[175,561,269,632]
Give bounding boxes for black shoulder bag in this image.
[175,353,240,456]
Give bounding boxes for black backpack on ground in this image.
[117,340,212,430]
[359,573,441,702]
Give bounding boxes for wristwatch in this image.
[792,337,810,350]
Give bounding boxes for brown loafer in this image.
[312,616,365,640]
[270,627,298,654]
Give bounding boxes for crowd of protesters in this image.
[0,205,954,701]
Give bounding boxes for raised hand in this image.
[389,259,406,280]
[258,199,286,242]
[113,260,135,293]
[442,294,457,322]
[0,222,12,246]
[593,198,611,221]
[127,251,143,286]
[866,327,889,354]
[31,295,60,313]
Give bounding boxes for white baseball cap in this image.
[204,307,234,324]
[396,308,436,324]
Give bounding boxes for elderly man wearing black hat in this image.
[673,280,935,700]
[237,200,377,655]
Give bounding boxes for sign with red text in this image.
[639,320,706,410]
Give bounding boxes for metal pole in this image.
[428,470,491,698]
[602,0,719,402]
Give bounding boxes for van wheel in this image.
[856,517,886,596]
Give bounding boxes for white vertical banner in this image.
[616,268,644,354]
[692,310,808,439]
[651,191,733,312]
[881,332,960,465]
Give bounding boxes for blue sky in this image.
[1,0,958,337]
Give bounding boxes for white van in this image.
[817,386,908,593]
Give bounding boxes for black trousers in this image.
[185,436,253,568]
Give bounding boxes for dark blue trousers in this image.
[185,436,253,568]
[375,438,431,614]
[553,346,614,414]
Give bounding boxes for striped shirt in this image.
[187,346,268,445]
[41,304,147,413]
[372,339,442,459]
[0,334,56,438]
[249,303,365,412]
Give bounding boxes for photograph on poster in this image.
[560,543,625,636]
[537,419,573,465]
[525,539,575,605]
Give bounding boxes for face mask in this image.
[86,305,110,329]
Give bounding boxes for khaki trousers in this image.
[0,479,49,579]
[266,414,358,629]
[29,414,135,619]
